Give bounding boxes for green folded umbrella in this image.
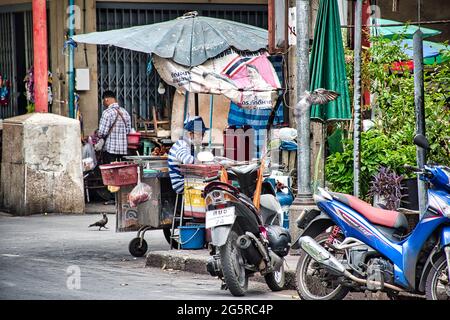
[310,0,351,121]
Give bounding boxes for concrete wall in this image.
[49,0,98,137]
[1,113,84,215]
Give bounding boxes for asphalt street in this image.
[0,212,298,300]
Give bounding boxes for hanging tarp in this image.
[309,0,351,121]
[153,50,281,109]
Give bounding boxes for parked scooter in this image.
[293,135,450,300]
[199,152,292,296]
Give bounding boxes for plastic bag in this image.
[82,143,97,167]
[82,157,95,172]
[279,127,297,141]
[128,182,153,207]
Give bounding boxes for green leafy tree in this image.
[326,37,450,199]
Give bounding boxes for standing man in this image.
[98,90,131,163]
[168,116,208,194]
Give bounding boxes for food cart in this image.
[73,12,284,256]
[100,156,180,257]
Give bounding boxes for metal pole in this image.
[413,29,427,217]
[353,0,363,198]
[209,95,214,148]
[294,0,313,205]
[32,0,48,113]
[68,0,75,118]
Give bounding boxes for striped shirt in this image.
[168,138,194,194]
[98,103,131,155]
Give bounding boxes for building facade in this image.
[0,0,448,135]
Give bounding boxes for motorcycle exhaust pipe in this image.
[237,235,265,270]
[268,250,283,271]
[299,236,405,292]
[299,236,346,275]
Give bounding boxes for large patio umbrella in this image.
[309,0,351,121]
[72,11,268,67]
[399,39,450,65]
[370,18,442,39]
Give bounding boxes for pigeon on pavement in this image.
[89,213,108,231]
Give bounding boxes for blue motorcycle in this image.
[293,135,450,300]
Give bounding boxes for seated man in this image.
[168,116,208,194]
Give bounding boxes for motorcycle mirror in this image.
[413,134,430,150]
[197,151,214,162]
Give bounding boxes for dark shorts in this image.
[102,152,126,164]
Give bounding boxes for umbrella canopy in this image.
[370,18,442,39]
[399,39,450,65]
[310,0,351,121]
[72,11,268,67]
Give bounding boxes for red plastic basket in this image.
[99,162,139,186]
[127,132,141,145]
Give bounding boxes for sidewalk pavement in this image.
[146,249,300,290]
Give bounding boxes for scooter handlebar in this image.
[403,164,421,172]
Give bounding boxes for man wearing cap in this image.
[168,116,208,194]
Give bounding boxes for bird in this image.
[89,213,108,231]
[294,88,340,119]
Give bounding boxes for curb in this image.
[146,250,297,290]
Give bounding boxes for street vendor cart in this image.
[100,156,181,257]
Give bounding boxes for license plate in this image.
[206,206,236,229]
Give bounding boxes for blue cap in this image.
[183,116,209,133]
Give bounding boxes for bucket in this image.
[178,225,205,250]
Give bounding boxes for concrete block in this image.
[1,113,85,215]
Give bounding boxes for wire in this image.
[418,0,421,29]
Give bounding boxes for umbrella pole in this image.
[183,91,190,131]
[209,95,214,148]
[194,93,199,116]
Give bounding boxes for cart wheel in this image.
[128,237,148,257]
[163,227,179,249]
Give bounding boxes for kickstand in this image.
[220,281,228,291]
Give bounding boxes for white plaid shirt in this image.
[98,103,131,155]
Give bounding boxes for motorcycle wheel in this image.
[295,233,350,300]
[425,255,450,300]
[264,263,285,291]
[220,230,248,296]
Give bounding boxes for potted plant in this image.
[368,166,405,211]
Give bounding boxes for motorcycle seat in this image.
[230,163,258,176]
[330,192,408,231]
